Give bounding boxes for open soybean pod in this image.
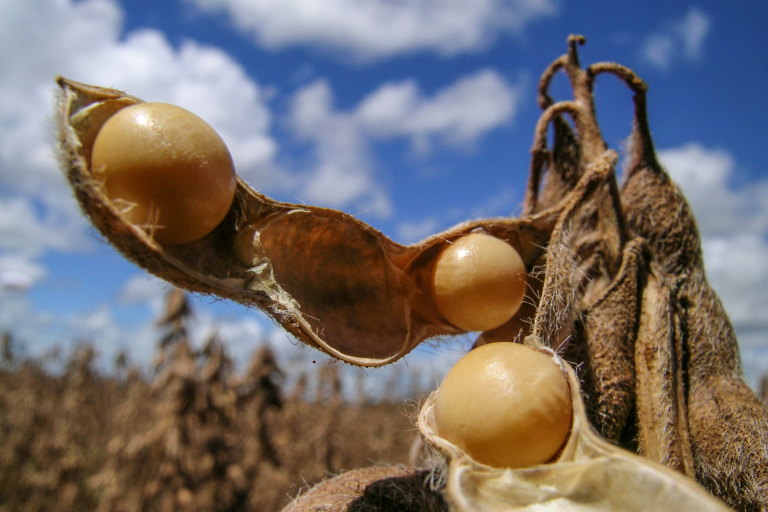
[416,340,731,512]
[56,77,581,367]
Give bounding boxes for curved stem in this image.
[627,91,661,176]
[567,34,586,69]
[538,56,567,110]
[586,62,648,95]
[523,101,581,214]
[584,62,659,176]
[556,35,607,165]
[532,101,581,153]
[522,149,550,216]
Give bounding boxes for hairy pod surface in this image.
[621,152,768,509]
[281,466,446,512]
[520,35,767,509]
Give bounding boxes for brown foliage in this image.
[0,328,419,512]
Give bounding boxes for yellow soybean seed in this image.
[91,102,237,245]
[434,342,572,469]
[431,233,526,332]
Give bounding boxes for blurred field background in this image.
[4,292,768,512]
[0,289,428,512]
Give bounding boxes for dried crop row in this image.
[0,321,419,512]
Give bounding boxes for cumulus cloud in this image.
[290,80,391,216]
[0,196,85,254]
[73,32,278,184]
[658,143,768,386]
[702,235,768,330]
[641,8,711,70]
[357,70,520,151]
[0,291,55,354]
[0,194,88,290]
[396,218,440,244]
[290,70,521,217]
[0,258,47,292]
[185,0,558,60]
[0,272,162,366]
[118,274,171,310]
[0,0,277,189]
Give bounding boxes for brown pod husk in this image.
[281,465,446,512]
[416,342,731,512]
[55,75,611,367]
[608,59,768,509]
[522,115,582,217]
[520,37,632,355]
[564,239,648,445]
[527,37,768,510]
[633,267,695,475]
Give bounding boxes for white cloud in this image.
[73,31,278,185]
[0,291,55,352]
[658,144,768,353]
[357,69,520,151]
[0,195,88,291]
[185,0,558,60]
[0,196,86,255]
[737,341,768,390]
[0,258,47,292]
[642,35,676,70]
[118,274,171,309]
[703,235,768,330]
[290,80,392,217]
[0,287,128,365]
[67,305,122,346]
[641,8,711,70]
[0,0,277,197]
[675,7,710,60]
[397,218,440,244]
[290,70,521,217]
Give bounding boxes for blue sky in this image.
[1,0,767,393]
